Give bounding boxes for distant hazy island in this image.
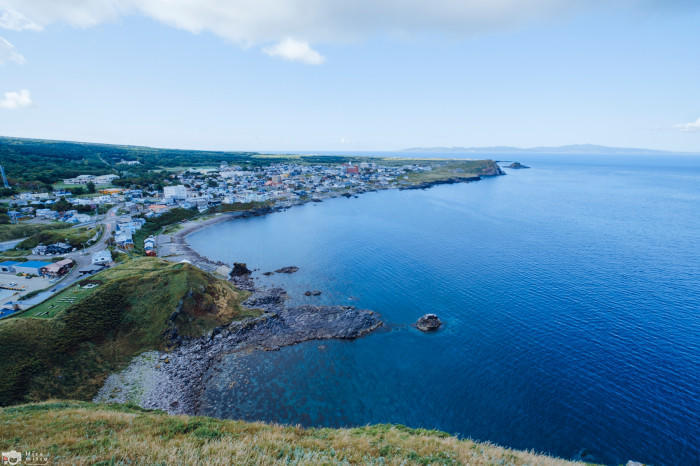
[402,143,697,156]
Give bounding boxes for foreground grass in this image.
[0,257,256,406]
[0,401,583,466]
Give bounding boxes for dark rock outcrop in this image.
[304,290,322,296]
[230,262,252,277]
[275,266,299,274]
[415,314,442,332]
[400,176,481,190]
[507,162,530,169]
[244,287,288,310]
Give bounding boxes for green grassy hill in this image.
[16,225,96,250]
[0,401,582,465]
[0,223,66,242]
[0,258,255,406]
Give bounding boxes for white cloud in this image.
[0,1,592,59]
[0,1,686,63]
[0,89,31,109]
[263,38,324,65]
[0,7,41,30]
[676,117,700,133]
[0,36,24,64]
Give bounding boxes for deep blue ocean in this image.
[188,155,700,465]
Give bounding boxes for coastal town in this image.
[0,158,501,317]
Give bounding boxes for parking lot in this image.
[0,275,55,308]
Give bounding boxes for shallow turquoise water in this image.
[188,155,700,465]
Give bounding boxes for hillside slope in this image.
[0,402,583,465]
[0,258,255,406]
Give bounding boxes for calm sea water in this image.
[188,155,700,465]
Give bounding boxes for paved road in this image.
[16,205,120,308]
[60,205,118,283]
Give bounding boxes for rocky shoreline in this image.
[95,281,382,415]
[399,175,483,190]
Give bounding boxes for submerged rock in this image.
[304,290,322,296]
[230,262,252,277]
[415,314,442,332]
[275,266,299,274]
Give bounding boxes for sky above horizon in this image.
[1,1,699,152]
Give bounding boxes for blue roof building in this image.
[13,261,52,276]
[0,261,21,273]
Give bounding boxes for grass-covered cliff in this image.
[397,159,503,187]
[0,401,582,465]
[0,258,255,406]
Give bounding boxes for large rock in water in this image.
[275,266,299,274]
[415,314,442,332]
[230,262,252,277]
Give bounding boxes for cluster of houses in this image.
[31,242,74,256]
[0,258,74,278]
[143,160,429,214]
[7,187,146,224]
[62,174,120,185]
[114,217,146,250]
[5,162,435,242]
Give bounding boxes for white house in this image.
[63,174,119,185]
[163,185,187,201]
[94,174,119,185]
[115,231,134,249]
[92,250,112,265]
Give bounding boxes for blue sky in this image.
[0,1,699,152]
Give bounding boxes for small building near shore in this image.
[0,261,20,274]
[91,250,112,265]
[14,261,52,276]
[41,259,74,278]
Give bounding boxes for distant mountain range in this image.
[402,144,696,155]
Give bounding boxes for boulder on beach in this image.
[230,262,252,277]
[275,266,299,274]
[415,314,442,332]
[304,290,322,296]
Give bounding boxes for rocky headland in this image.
[95,271,382,415]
